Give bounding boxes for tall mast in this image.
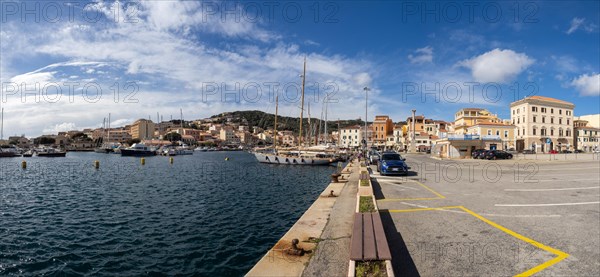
[317,104,323,144]
[1,108,4,141]
[298,57,306,148]
[274,94,278,148]
[107,113,111,143]
[307,102,312,146]
[324,99,328,144]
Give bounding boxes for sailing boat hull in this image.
[253,152,333,166]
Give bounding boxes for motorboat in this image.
[120,143,157,157]
[36,147,67,157]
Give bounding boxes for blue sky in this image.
[0,0,598,136]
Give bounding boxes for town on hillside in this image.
[1,96,599,156]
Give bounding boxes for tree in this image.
[164,132,182,141]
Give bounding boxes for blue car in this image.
[377,152,409,176]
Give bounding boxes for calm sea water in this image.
[0,151,337,276]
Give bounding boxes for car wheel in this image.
[492,156,497,160]
[508,155,513,159]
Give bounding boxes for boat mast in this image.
[317,105,323,145]
[324,99,328,144]
[274,93,278,149]
[298,57,306,148]
[307,102,312,147]
[107,113,111,144]
[1,108,4,141]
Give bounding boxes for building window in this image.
[504,131,509,138]
[567,119,570,125]
[551,108,554,114]
[542,117,545,123]
[533,128,536,135]
[559,118,562,124]
[541,108,546,113]
[533,116,536,122]
[550,129,554,136]
[559,109,562,115]
[532,106,537,112]
[551,117,554,124]
[517,129,520,136]
[487,130,492,135]
[496,130,500,136]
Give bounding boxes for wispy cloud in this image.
[408,46,433,64]
[566,17,598,34]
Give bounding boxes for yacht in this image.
[120,143,157,157]
[0,146,20,158]
[36,147,67,157]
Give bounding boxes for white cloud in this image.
[42,122,79,134]
[0,0,374,137]
[458,49,534,83]
[570,73,600,96]
[408,46,433,64]
[566,17,598,34]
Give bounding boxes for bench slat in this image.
[349,213,364,260]
[372,212,392,260]
[363,213,377,260]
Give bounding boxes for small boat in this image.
[120,143,157,157]
[22,150,33,157]
[36,147,67,157]
[0,146,20,158]
[194,147,208,152]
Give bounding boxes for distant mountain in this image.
[209,110,368,134]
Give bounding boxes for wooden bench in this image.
[350,212,392,261]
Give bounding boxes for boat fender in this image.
[275,157,279,161]
[286,158,289,163]
[266,156,269,160]
[301,158,305,163]
[293,159,297,163]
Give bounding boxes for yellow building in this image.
[454,108,501,135]
[466,121,516,150]
[373,115,393,146]
[130,119,155,140]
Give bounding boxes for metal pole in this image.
[411,109,416,153]
[364,87,370,156]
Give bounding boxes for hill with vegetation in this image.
[209,110,368,134]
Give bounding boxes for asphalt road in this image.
[370,154,600,276]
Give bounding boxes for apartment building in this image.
[510,96,574,152]
[339,125,373,148]
[373,115,393,146]
[130,119,156,140]
[453,108,501,135]
[466,121,516,150]
[574,119,599,152]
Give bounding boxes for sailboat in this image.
[0,108,19,158]
[253,58,333,166]
[95,114,119,153]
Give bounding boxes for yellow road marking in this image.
[388,206,569,276]
[379,180,445,201]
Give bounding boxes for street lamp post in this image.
[364,87,370,159]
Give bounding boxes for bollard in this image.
[94,160,100,169]
[170,157,174,164]
[141,158,146,165]
[21,161,27,169]
[225,157,229,161]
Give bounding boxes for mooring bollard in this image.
[94,160,100,169]
[21,161,27,169]
[170,157,174,164]
[141,158,146,165]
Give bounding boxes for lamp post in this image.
[364,87,370,158]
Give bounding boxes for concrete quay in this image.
[246,160,360,276]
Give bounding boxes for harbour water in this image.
[0,152,337,276]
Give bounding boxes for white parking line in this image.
[505,186,600,192]
[527,178,600,183]
[495,201,600,207]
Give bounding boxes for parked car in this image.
[377,152,409,176]
[522,149,536,154]
[574,149,584,153]
[560,150,573,154]
[484,150,513,160]
[593,149,600,153]
[471,149,486,159]
[548,150,558,154]
[368,151,380,165]
[476,150,491,159]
